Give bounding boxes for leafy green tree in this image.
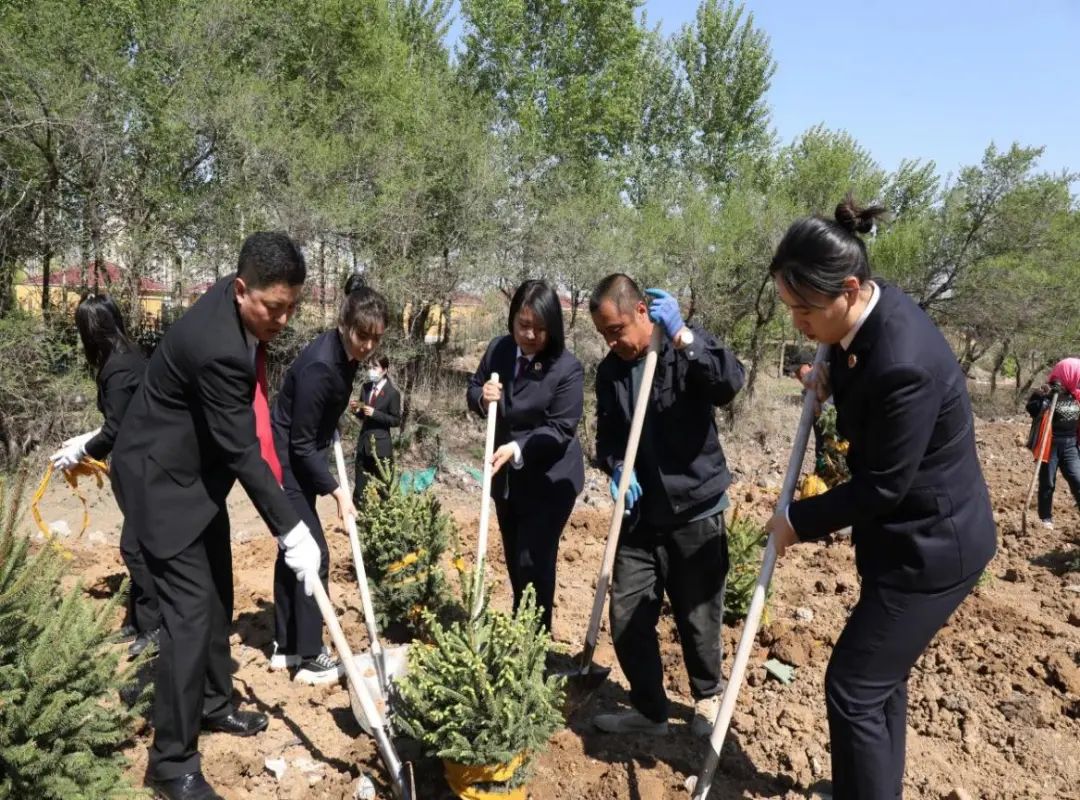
[674,0,776,186]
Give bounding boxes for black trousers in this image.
[493,483,576,633]
[825,570,981,799]
[144,512,235,780]
[1037,433,1080,521]
[119,517,161,634]
[273,482,331,658]
[610,512,729,722]
[112,472,161,634]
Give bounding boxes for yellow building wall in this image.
[15,284,165,320]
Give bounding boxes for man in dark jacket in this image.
[112,232,321,800]
[589,273,744,738]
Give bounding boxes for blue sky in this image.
[447,0,1080,183]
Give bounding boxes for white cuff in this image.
[278,521,310,548]
[510,441,524,470]
[784,505,794,532]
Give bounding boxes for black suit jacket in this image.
[84,350,146,461]
[467,335,585,509]
[271,329,359,495]
[355,378,401,461]
[788,282,996,589]
[594,324,744,519]
[112,276,300,560]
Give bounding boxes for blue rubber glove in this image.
[645,288,685,340]
[610,464,643,510]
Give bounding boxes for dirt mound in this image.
[28,384,1080,799]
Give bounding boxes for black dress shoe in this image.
[111,623,138,644]
[201,709,268,737]
[128,627,161,658]
[148,771,224,800]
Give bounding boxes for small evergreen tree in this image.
[0,472,148,799]
[394,585,564,788]
[354,455,455,633]
[724,510,769,622]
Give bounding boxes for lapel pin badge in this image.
[848,353,858,369]
[533,361,542,373]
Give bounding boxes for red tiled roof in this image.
[23,261,167,294]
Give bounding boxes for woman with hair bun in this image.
[51,293,161,656]
[764,197,997,798]
[268,284,390,684]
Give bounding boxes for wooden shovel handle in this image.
[472,372,500,619]
[580,327,664,658]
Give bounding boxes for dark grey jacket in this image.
[594,324,744,520]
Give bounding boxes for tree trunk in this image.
[989,339,1010,398]
[79,201,91,290]
[743,271,776,400]
[90,197,104,293]
[40,169,59,318]
[318,239,326,323]
[1015,356,1056,404]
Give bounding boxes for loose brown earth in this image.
[31,375,1080,799]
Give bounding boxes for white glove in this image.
[62,428,101,449]
[50,442,85,471]
[278,523,321,596]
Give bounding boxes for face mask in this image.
[368,369,381,383]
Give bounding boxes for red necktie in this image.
[515,355,530,386]
[254,342,283,484]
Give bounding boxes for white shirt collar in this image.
[840,281,880,351]
[514,346,533,365]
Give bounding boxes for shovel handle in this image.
[332,434,388,692]
[1021,392,1057,534]
[310,579,408,794]
[579,327,663,666]
[691,343,828,799]
[472,372,500,619]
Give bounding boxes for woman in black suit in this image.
[765,198,997,799]
[269,285,389,684]
[466,280,585,632]
[350,354,401,506]
[50,294,161,656]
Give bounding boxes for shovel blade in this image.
[567,662,612,691]
[394,761,417,800]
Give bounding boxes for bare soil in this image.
[30,374,1080,799]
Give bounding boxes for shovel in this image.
[688,344,827,800]
[561,327,663,692]
[310,579,416,799]
[1021,391,1057,535]
[471,372,500,619]
[331,433,407,718]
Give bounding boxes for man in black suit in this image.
[351,355,401,505]
[766,201,997,798]
[112,232,322,800]
[590,274,744,739]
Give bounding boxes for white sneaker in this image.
[1040,519,1054,530]
[269,641,300,671]
[593,708,668,735]
[691,695,721,738]
[294,651,345,685]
